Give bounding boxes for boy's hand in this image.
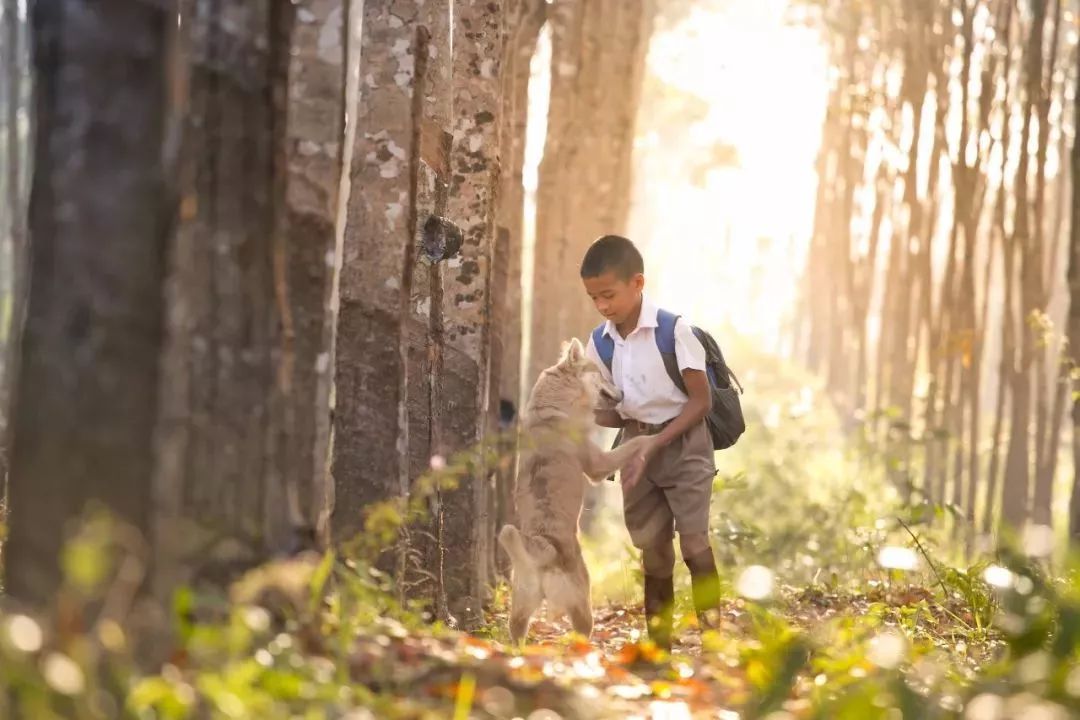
[620,439,658,490]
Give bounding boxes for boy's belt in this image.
[625,419,672,435]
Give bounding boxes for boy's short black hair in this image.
[579,235,644,280]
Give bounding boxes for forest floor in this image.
[336,580,996,719]
[2,346,1073,719]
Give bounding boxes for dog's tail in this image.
[499,525,558,570]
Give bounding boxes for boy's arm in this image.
[621,370,710,488]
[620,319,710,488]
[652,368,712,448]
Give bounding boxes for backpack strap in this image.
[655,309,679,354]
[591,323,614,372]
[654,309,687,394]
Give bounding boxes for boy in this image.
[581,235,720,651]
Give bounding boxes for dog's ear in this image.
[560,337,585,365]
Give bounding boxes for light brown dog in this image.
[498,338,655,643]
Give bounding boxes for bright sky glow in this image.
[630,0,830,351]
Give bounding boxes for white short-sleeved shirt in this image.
[584,294,707,424]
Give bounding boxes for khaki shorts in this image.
[621,420,717,548]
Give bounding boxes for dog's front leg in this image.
[581,434,656,482]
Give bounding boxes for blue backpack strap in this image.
[654,308,687,393]
[655,308,680,354]
[591,323,614,372]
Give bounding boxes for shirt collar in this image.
[602,293,657,338]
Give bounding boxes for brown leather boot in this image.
[684,549,722,629]
[643,573,675,650]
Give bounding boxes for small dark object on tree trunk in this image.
[421,214,463,262]
[499,399,516,429]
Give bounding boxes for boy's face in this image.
[583,271,645,326]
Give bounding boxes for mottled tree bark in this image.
[394,0,459,614]
[332,1,429,544]
[441,0,505,625]
[402,0,454,616]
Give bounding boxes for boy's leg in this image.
[642,538,676,650]
[622,429,677,650]
[662,421,720,628]
[680,533,721,628]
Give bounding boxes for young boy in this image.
[581,235,720,650]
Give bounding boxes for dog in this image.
[498,337,656,643]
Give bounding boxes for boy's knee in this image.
[679,532,711,559]
[641,541,676,576]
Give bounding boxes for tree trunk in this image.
[921,34,953,507]
[1002,0,1048,530]
[1039,38,1074,506]
[402,0,454,615]
[528,0,651,388]
[853,166,886,419]
[1030,0,1063,527]
[564,0,652,351]
[529,0,587,385]
[1067,26,1080,540]
[887,5,929,492]
[440,0,506,626]
[332,1,429,545]
[825,15,861,408]
[320,0,361,555]
[606,0,653,238]
[152,1,301,590]
[0,0,28,511]
[982,0,1016,535]
[805,102,838,378]
[493,0,545,577]
[280,0,348,549]
[946,0,975,531]
[965,0,1009,538]
[5,0,175,606]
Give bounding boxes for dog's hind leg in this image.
[568,564,594,638]
[568,596,593,638]
[509,579,543,644]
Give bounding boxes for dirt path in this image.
[347,583,992,720]
[352,600,762,719]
